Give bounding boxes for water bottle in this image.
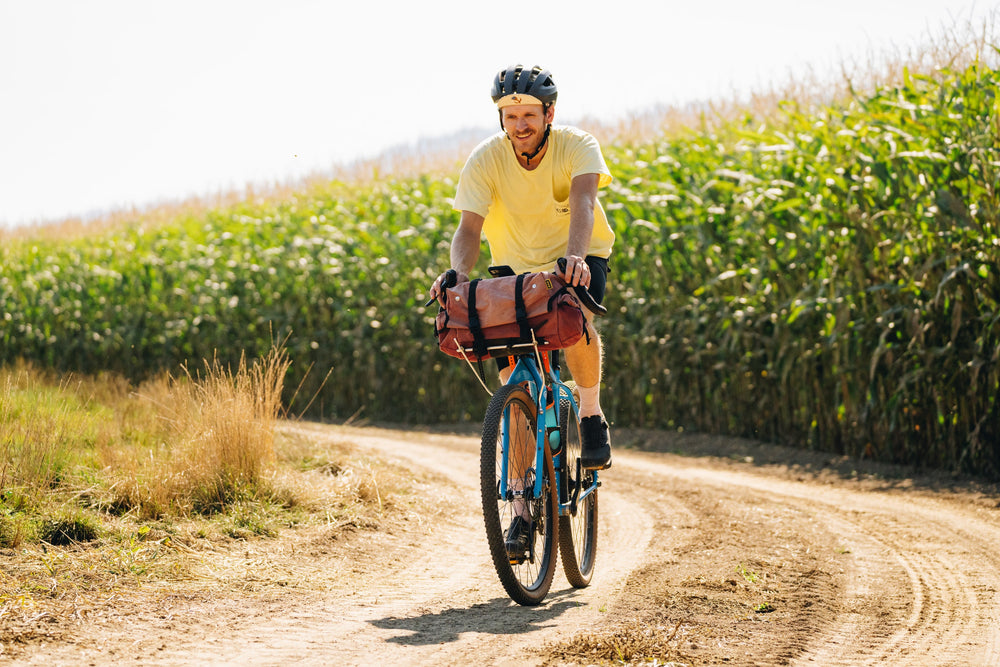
[545,393,560,449]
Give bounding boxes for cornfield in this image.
[1,58,998,476]
[601,60,999,476]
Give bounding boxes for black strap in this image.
[514,274,530,342]
[467,279,488,358]
[520,125,550,167]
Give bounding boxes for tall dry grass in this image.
[0,350,423,648]
[1,345,292,542]
[97,345,292,518]
[170,346,291,512]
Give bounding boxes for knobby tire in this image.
[557,398,599,588]
[480,384,559,606]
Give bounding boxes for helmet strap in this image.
[520,124,550,167]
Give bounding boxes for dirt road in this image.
[16,424,1000,666]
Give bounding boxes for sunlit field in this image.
[2,12,998,493]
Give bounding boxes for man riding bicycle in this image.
[428,64,615,557]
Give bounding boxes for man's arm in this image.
[450,210,485,283]
[563,173,601,287]
[429,210,484,302]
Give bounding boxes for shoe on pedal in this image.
[504,516,531,561]
[580,415,612,470]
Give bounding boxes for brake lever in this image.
[556,258,608,316]
[424,269,458,307]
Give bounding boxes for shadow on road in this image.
[369,588,585,646]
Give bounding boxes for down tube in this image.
[499,404,511,501]
[533,385,548,498]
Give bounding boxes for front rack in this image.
[451,333,548,396]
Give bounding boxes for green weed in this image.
[39,511,101,545]
[736,563,760,585]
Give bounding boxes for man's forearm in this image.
[567,173,600,258]
[450,223,481,281]
[567,207,595,258]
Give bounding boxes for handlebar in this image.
[424,269,457,307]
[556,258,608,316]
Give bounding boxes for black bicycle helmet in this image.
[491,64,558,108]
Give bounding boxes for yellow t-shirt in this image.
[453,125,615,274]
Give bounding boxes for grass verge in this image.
[0,352,422,653]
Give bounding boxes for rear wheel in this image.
[558,398,599,588]
[480,384,559,606]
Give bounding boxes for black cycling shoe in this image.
[580,415,612,470]
[504,516,532,562]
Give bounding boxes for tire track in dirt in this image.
[251,424,658,666]
[622,454,1000,666]
[792,488,1000,666]
[13,425,1000,666]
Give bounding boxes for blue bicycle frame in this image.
[499,351,599,516]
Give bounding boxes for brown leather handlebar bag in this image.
[434,272,586,360]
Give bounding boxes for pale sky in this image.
[0,0,992,227]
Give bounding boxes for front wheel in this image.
[480,383,559,606]
[558,397,599,588]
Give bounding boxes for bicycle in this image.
[442,258,606,606]
[481,344,602,605]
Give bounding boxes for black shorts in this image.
[496,255,610,372]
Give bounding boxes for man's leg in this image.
[564,315,612,469]
[564,315,603,417]
[498,364,531,519]
[565,256,612,470]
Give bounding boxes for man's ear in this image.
[545,104,555,124]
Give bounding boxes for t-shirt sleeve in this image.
[569,131,613,188]
[453,151,493,217]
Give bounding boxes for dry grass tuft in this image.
[169,346,291,513]
[79,346,293,520]
[547,614,691,665]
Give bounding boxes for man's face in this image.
[501,103,555,155]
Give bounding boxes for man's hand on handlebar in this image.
[556,257,607,316]
[557,254,591,289]
[426,269,462,307]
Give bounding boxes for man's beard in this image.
[510,125,550,166]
